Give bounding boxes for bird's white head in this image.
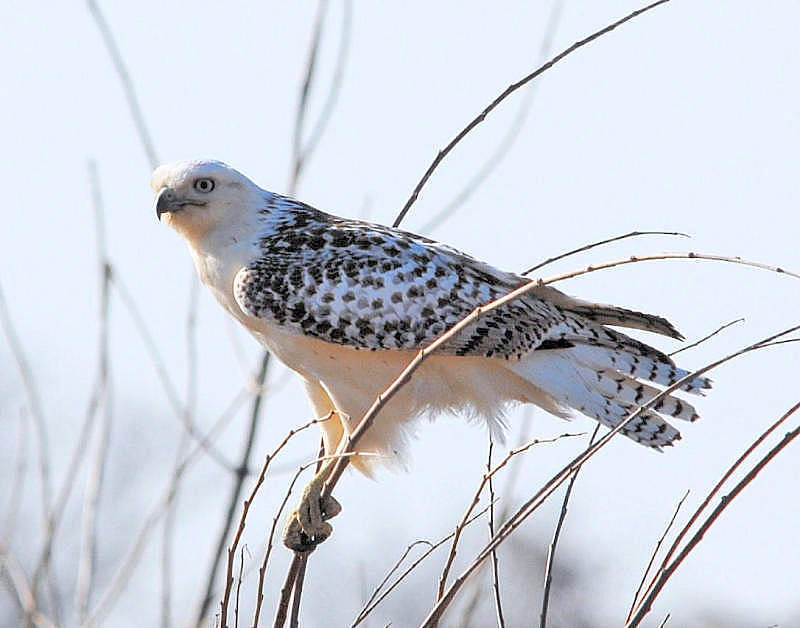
[152,159,263,244]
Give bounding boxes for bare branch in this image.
[288,0,329,194]
[159,435,188,628]
[355,540,432,625]
[273,554,303,628]
[162,281,200,628]
[422,327,800,626]
[522,231,688,275]
[86,0,159,168]
[419,0,567,234]
[82,391,256,627]
[627,490,690,622]
[393,0,672,228]
[487,438,505,628]
[299,0,352,175]
[112,272,240,471]
[235,545,246,628]
[669,318,744,357]
[199,353,271,625]
[213,412,331,627]
[253,463,313,628]
[75,159,114,624]
[437,434,583,599]
[0,547,57,628]
[627,399,800,626]
[540,425,599,628]
[351,505,495,628]
[2,409,29,545]
[1,284,63,616]
[0,286,53,534]
[532,251,800,282]
[289,554,308,628]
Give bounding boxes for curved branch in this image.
[393,0,672,228]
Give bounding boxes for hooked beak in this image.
[155,188,206,221]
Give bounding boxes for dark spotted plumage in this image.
[155,160,711,452]
[234,196,579,357]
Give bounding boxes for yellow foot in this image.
[283,462,342,552]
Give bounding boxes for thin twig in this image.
[2,409,29,544]
[273,554,303,628]
[0,285,53,545]
[627,490,690,622]
[523,231,688,275]
[424,332,800,626]
[487,438,505,628]
[532,251,800,282]
[217,414,330,628]
[1,286,62,618]
[81,392,259,627]
[162,281,200,628]
[299,0,352,175]
[74,159,114,624]
[540,425,599,628]
[253,462,315,628]
[437,434,583,599]
[351,505,495,628]
[356,540,433,624]
[289,554,308,628]
[112,272,239,472]
[200,353,271,625]
[86,0,158,168]
[393,0,672,228]
[421,328,800,627]
[420,0,567,234]
[235,545,246,628]
[288,0,328,194]
[74,375,113,624]
[0,548,57,628]
[669,318,744,357]
[33,166,121,611]
[160,432,189,628]
[626,399,800,626]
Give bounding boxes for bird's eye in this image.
[194,178,215,193]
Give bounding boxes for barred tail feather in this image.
[590,370,700,422]
[532,286,685,339]
[508,333,710,448]
[567,343,711,394]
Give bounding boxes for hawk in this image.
[153,159,709,546]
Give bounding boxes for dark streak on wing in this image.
[231,195,578,359]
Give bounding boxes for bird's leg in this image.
[283,457,342,552]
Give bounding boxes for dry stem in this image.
[393,0,672,228]
[626,400,800,625]
[627,490,690,622]
[421,327,800,626]
[540,425,599,628]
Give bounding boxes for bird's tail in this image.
[507,326,711,449]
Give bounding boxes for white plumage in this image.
[152,159,710,474]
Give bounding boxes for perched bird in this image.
[153,159,709,545]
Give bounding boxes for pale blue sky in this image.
[2,2,799,625]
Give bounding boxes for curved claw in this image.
[282,513,331,552]
[282,463,343,551]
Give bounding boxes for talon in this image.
[320,494,342,521]
[282,461,342,551]
[282,511,331,552]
